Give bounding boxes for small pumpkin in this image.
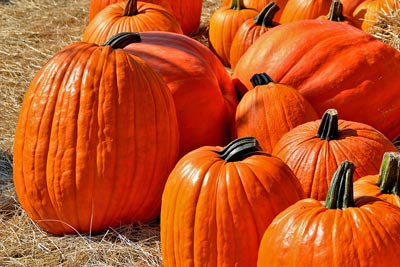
[161,137,305,267]
[317,0,358,25]
[208,0,258,67]
[115,32,238,157]
[82,0,182,44]
[279,0,332,24]
[222,0,288,20]
[258,160,400,267]
[13,34,179,235]
[354,152,400,207]
[230,2,280,70]
[272,109,398,200]
[235,73,318,153]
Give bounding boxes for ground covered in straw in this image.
[0,0,399,266]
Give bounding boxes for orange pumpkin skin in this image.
[83,0,182,44]
[168,0,203,36]
[230,2,280,70]
[13,40,179,235]
[161,137,305,267]
[232,20,400,140]
[354,152,400,207]
[120,32,238,157]
[272,109,398,200]
[257,191,400,266]
[235,73,318,153]
[209,0,259,67]
[279,0,332,23]
[88,0,172,21]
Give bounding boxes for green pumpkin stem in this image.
[250,73,274,88]
[317,109,340,140]
[102,32,141,48]
[254,2,280,26]
[326,0,345,22]
[217,137,263,162]
[376,152,400,195]
[231,0,246,10]
[124,0,139,16]
[325,160,355,209]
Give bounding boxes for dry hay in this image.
[1,0,400,266]
[368,1,400,50]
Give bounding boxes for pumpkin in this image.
[230,2,280,70]
[82,0,182,44]
[272,109,398,200]
[114,32,238,157]
[340,0,365,16]
[232,19,400,140]
[168,0,203,35]
[317,0,358,25]
[88,0,172,21]
[354,152,400,207]
[222,0,288,20]
[279,0,332,24]
[353,0,398,30]
[235,73,318,153]
[12,34,179,235]
[257,160,400,267]
[208,0,258,67]
[161,137,305,267]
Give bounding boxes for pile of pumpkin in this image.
[11,0,400,266]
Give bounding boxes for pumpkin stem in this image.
[124,0,139,16]
[376,152,400,195]
[217,137,263,162]
[326,0,345,22]
[102,32,141,48]
[324,160,355,209]
[254,2,280,26]
[231,0,246,10]
[317,109,340,141]
[250,73,274,88]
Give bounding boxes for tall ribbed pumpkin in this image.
[161,137,305,267]
[13,35,179,235]
[272,109,398,200]
[83,0,183,45]
[117,32,237,157]
[232,19,400,140]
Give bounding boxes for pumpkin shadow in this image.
[0,0,11,4]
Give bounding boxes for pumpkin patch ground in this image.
[0,0,399,266]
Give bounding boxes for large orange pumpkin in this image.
[161,137,305,267]
[272,109,398,200]
[235,73,318,153]
[82,0,182,44]
[13,35,179,235]
[258,160,400,267]
[88,0,172,21]
[114,32,238,157]
[232,19,400,140]
[354,152,400,207]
